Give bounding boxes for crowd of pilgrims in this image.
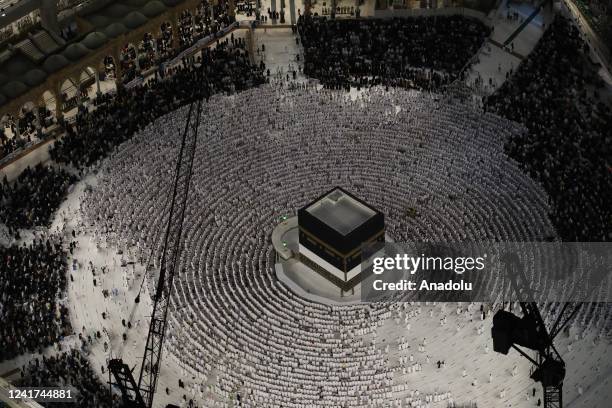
[0,238,70,363]
[297,15,491,90]
[0,16,263,376]
[177,0,234,49]
[0,10,610,408]
[0,124,28,160]
[0,107,55,161]
[78,83,581,406]
[120,0,234,83]
[0,164,76,235]
[50,37,265,169]
[18,350,113,408]
[0,25,262,408]
[485,16,612,241]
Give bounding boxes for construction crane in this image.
[492,253,582,408]
[108,95,203,408]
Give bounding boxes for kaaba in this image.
[298,187,385,291]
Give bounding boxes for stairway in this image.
[31,30,61,55]
[15,39,45,63]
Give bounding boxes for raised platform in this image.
[276,261,362,304]
[273,215,362,303]
[273,215,392,304]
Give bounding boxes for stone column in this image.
[34,105,42,136]
[171,12,180,49]
[134,46,141,72]
[14,117,20,139]
[113,48,123,89]
[95,70,101,94]
[54,82,64,123]
[304,0,312,15]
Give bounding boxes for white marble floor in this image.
[253,27,308,82]
[465,41,522,95]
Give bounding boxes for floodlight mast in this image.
[108,97,203,408]
[492,253,582,408]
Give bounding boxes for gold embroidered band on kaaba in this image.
[299,226,384,258]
